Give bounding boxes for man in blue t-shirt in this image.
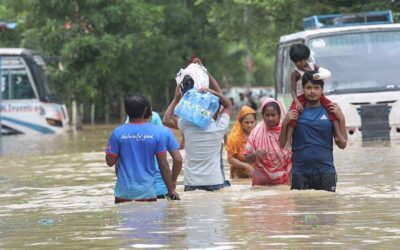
[105,93,180,203]
[279,70,347,192]
[148,112,182,198]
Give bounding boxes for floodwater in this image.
[1,125,400,249]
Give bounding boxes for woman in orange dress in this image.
[226,106,257,178]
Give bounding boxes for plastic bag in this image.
[175,63,209,89]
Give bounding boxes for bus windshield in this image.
[309,30,400,94]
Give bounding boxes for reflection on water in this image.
[1,126,400,249]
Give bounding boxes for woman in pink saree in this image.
[244,98,292,185]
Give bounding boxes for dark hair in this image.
[289,43,310,62]
[262,102,281,116]
[302,70,324,87]
[143,97,152,119]
[124,93,150,119]
[180,75,194,94]
[240,113,256,122]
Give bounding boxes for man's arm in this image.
[192,57,222,94]
[329,103,347,149]
[156,153,180,200]
[170,150,182,189]
[200,88,232,116]
[279,110,298,148]
[162,85,181,129]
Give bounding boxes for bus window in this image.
[1,57,36,100]
[11,69,36,99]
[282,45,294,94]
[1,71,10,99]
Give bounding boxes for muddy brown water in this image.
[1,125,399,249]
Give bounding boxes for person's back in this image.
[106,93,179,202]
[110,122,168,199]
[178,112,230,187]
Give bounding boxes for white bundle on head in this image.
[175,63,209,89]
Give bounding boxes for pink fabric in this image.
[244,98,292,185]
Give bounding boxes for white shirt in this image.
[178,113,230,186]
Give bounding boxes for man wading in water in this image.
[279,70,347,192]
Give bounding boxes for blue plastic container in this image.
[174,88,220,129]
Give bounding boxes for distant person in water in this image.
[279,70,347,192]
[245,98,292,186]
[105,93,180,203]
[226,105,257,179]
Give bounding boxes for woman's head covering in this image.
[226,105,256,161]
[260,98,286,127]
[244,98,291,185]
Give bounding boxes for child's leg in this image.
[321,95,337,121]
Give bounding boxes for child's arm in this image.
[313,64,331,80]
[291,71,303,112]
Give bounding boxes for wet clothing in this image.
[291,173,337,192]
[244,99,292,186]
[291,106,336,191]
[184,183,225,192]
[154,127,179,196]
[148,112,180,196]
[106,122,167,200]
[226,106,256,178]
[178,113,230,187]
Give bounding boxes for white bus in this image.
[275,11,400,141]
[0,48,69,135]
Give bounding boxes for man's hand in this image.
[198,87,217,95]
[192,57,204,66]
[295,102,304,113]
[174,84,182,101]
[283,109,299,125]
[168,190,180,200]
[328,102,344,120]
